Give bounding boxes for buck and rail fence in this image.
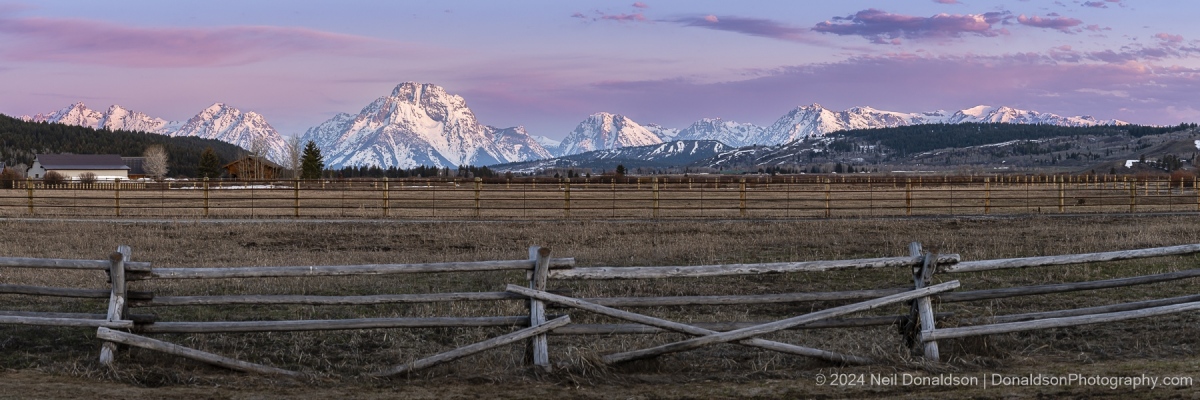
[3,242,1200,378]
[1,174,1198,219]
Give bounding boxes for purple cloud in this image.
[1155,33,1184,43]
[812,9,1010,44]
[600,12,646,22]
[1082,1,1109,8]
[932,0,960,4]
[0,16,397,67]
[669,15,817,44]
[1016,15,1083,32]
[632,2,649,9]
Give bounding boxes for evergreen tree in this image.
[197,147,222,179]
[300,140,324,179]
[615,164,627,176]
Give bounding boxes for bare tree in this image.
[284,136,303,178]
[143,145,169,179]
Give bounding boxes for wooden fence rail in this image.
[3,175,1199,219]
[2,240,1200,377]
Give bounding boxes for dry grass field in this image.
[2,215,1200,398]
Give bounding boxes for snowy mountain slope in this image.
[756,104,1128,146]
[20,102,288,163]
[555,112,663,156]
[300,82,552,169]
[674,118,764,148]
[169,103,289,163]
[21,102,177,134]
[493,140,732,173]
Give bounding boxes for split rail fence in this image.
[2,174,1199,219]
[2,242,1200,377]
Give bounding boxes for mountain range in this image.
[15,82,1129,170]
[19,102,289,163]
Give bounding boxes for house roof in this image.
[36,154,130,171]
[223,156,283,170]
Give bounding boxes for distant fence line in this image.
[1,174,1198,219]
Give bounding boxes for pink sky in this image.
[1,0,1198,138]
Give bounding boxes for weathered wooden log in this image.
[138,291,528,306]
[0,257,151,271]
[943,243,1200,273]
[0,315,133,328]
[940,268,1200,303]
[136,316,541,333]
[549,254,960,280]
[0,284,153,300]
[967,294,1200,324]
[96,327,303,378]
[548,314,953,335]
[100,247,129,366]
[924,301,1200,341]
[373,316,571,377]
[528,247,551,370]
[505,285,874,365]
[0,310,156,324]
[600,280,961,364]
[568,288,911,307]
[913,250,940,361]
[139,258,575,280]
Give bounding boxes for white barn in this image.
[27,154,130,180]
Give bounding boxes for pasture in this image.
[2,215,1200,398]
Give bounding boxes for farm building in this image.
[122,157,148,180]
[26,154,130,180]
[224,156,283,180]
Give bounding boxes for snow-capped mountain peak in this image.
[554,112,663,156]
[300,82,552,169]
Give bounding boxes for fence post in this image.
[984,177,991,214]
[905,179,912,216]
[1123,175,1132,211]
[563,178,571,219]
[99,245,130,366]
[202,178,210,217]
[652,177,659,219]
[527,246,551,371]
[382,177,390,217]
[26,178,33,215]
[114,178,121,217]
[293,178,300,217]
[824,179,831,218]
[739,178,747,217]
[906,242,940,361]
[1058,175,1065,213]
[474,177,482,218]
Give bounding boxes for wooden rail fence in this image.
[2,174,1199,219]
[2,241,1200,377]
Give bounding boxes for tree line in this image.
[831,122,1197,156]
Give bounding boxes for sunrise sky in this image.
[1,0,1198,138]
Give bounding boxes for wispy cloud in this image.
[668,15,818,44]
[932,0,961,4]
[1016,15,1083,32]
[1083,0,1122,8]
[0,16,403,67]
[632,2,649,9]
[812,9,1010,44]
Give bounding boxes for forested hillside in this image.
[833,122,1197,156]
[0,114,248,177]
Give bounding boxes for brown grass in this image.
[1,215,1199,397]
